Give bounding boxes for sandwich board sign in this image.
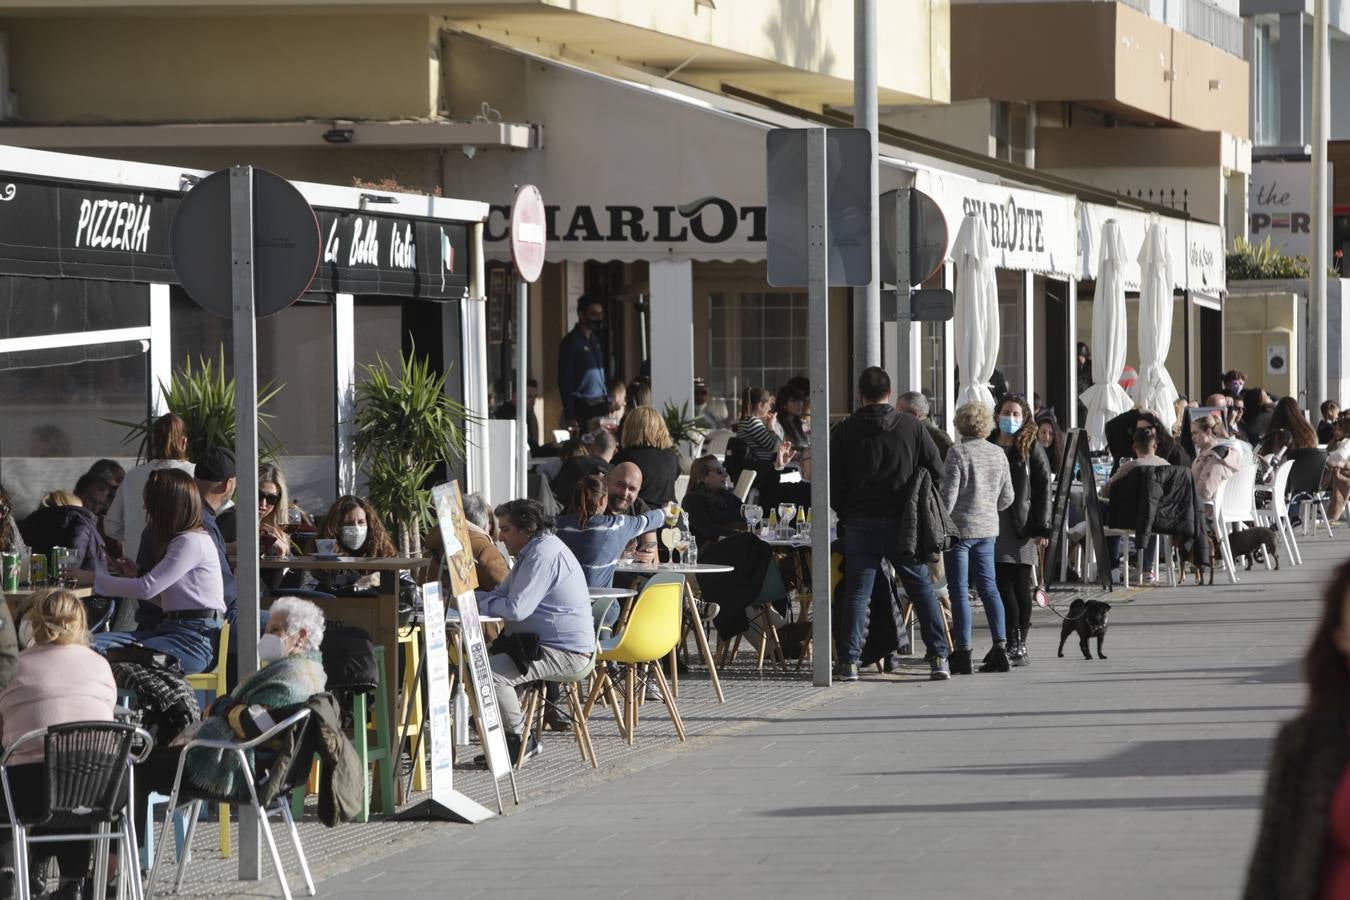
[457,590,517,800]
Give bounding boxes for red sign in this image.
[509,184,546,283]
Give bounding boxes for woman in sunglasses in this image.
[255,463,294,559]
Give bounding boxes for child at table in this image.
[309,496,396,594]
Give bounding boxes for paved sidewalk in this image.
[169,534,1328,899]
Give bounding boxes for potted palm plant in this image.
[110,347,283,461]
[353,350,475,556]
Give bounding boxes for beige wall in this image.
[951,2,1248,137]
[1225,292,1301,402]
[882,99,994,157]
[0,13,440,122]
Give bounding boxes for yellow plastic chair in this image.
[184,621,232,858]
[583,573,687,746]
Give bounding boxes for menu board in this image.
[432,481,478,596]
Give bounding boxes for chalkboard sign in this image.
[1045,429,1112,591]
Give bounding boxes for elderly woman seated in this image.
[135,597,327,841]
[476,500,594,765]
[0,589,117,900]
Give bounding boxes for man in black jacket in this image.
[830,367,949,682]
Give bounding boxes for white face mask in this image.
[258,633,286,664]
[339,525,368,551]
[18,618,33,649]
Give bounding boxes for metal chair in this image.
[1286,448,1332,537]
[0,721,153,900]
[146,708,317,900]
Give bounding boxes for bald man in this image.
[606,463,657,562]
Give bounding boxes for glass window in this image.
[996,269,1026,396]
[706,292,808,414]
[0,276,148,341]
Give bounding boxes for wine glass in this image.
[661,527,679,567]
[286,506,303,533]
[777,503,796,538]
[741,503,763,534]
[673,531,691,566]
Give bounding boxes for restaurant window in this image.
[707,292,808,415]
[170,291,336,515]
[996,269,1027,396]
[0,276,147,340]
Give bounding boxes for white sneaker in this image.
[644,679,663,702]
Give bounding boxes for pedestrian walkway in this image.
[169,535,1328,899]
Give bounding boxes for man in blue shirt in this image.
[557,295,609,429]
[477,499,595,762]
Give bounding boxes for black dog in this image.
[1225,526,1281,572]
[1057,598,1111,660]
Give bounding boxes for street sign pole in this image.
[853,0,881,386]
[229,165,262,881]
[894,189,915,392]
[807,129,833,688]
[515,279,528,497]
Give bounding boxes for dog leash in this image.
[1045,601,1089,622]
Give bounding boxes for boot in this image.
[1007,627,1027,667]
[979,642,1010,672]
[948,648,973,675]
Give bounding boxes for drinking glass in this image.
[673,531,691,566]
[661,527,678,566]
[777,503,796,539]
[741,503,763,534]
[286,507,303,532]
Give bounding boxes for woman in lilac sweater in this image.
[85,468,224,674]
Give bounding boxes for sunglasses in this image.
[259,492,281,506]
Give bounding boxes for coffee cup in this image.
[315,538,339,556]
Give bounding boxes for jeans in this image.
[838,517,949,664]
[943,538,1006,647]
[490,645,595,734]
[93,618,221,675]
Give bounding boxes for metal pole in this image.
[852,0,881,385]
[515,278,529,498]
[807,129,833,688]
[1311,0,1330,407]
[229,165,261,880]
[895,190,915,392]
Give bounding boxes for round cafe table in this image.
[614,562,732,703]
[588,586,638,599]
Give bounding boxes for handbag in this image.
[105,643,183,675]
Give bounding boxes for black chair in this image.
[146,708,316,900]
[1286,448,1332,536]
[0,721,153,900]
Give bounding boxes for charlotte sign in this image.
[1250,160,1334,259]
[484,197,765,251]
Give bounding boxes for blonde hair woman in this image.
[940,402,1015,675]
[0,589,116,898]
[613,406,682,507]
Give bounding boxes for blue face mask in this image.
[998,416,1022,435]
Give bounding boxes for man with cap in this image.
[192,448,239,623]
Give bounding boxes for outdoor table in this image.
[4,585,92,618]
[614,561,732,703]
[588,586,638,599]
[259,555,431,769]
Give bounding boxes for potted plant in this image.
[110,347,283,461]
[353,349,475,556]
[663,400,708,456]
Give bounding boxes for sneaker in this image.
[837,660,860,682]
[698,599,721,621]
[644,679,664,702]
[543,706,573,732]
[929,657,950,680]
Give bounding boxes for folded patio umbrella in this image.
[1080,219,1134,449]
[1132,221,1179,432]
[953,214,999,409]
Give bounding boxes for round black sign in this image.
[170,167,321,319]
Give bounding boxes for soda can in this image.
[50,547,70,586]
[29,553,47,587]
[1,552,17,593]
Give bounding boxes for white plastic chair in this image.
[1207,476,1240,584]
[1259,460,1302,566]
[1219,464,1271,571]
[705,429,734,458]
[733,469,757,502]
[674,475,690,500]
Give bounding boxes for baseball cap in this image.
[195,447,236,482]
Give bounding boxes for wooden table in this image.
[614,562,732,703]
[4,585,92,619]
[259,555,431,786]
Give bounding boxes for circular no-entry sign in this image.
[510,184,546,284]
[170,167,321,319]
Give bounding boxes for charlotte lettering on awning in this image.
[913,168,1078,277]
[0,172,471,299]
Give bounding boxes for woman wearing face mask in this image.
[132,597,327,849]
[311,496,395,594]
[0,589,116,900]
[1190,414,1242,505]
[989,397,1053,666]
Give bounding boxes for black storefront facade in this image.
[0,147,489,519]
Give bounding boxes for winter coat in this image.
[829,404,944,522]
[613,445,681,508]
[994,439,1054,539]
[1192,444,1241,503]
[19,504,105,570]
[1104,464,1211,567]
[699,533,778,638]
[895,468,959,564]
[1244,708,1350,900]
[681,487,743,548]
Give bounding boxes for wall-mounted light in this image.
[462,145,477,160]
[323,127,354,144]
[358,192,398,211]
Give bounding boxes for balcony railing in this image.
[1117,0,1245,57]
